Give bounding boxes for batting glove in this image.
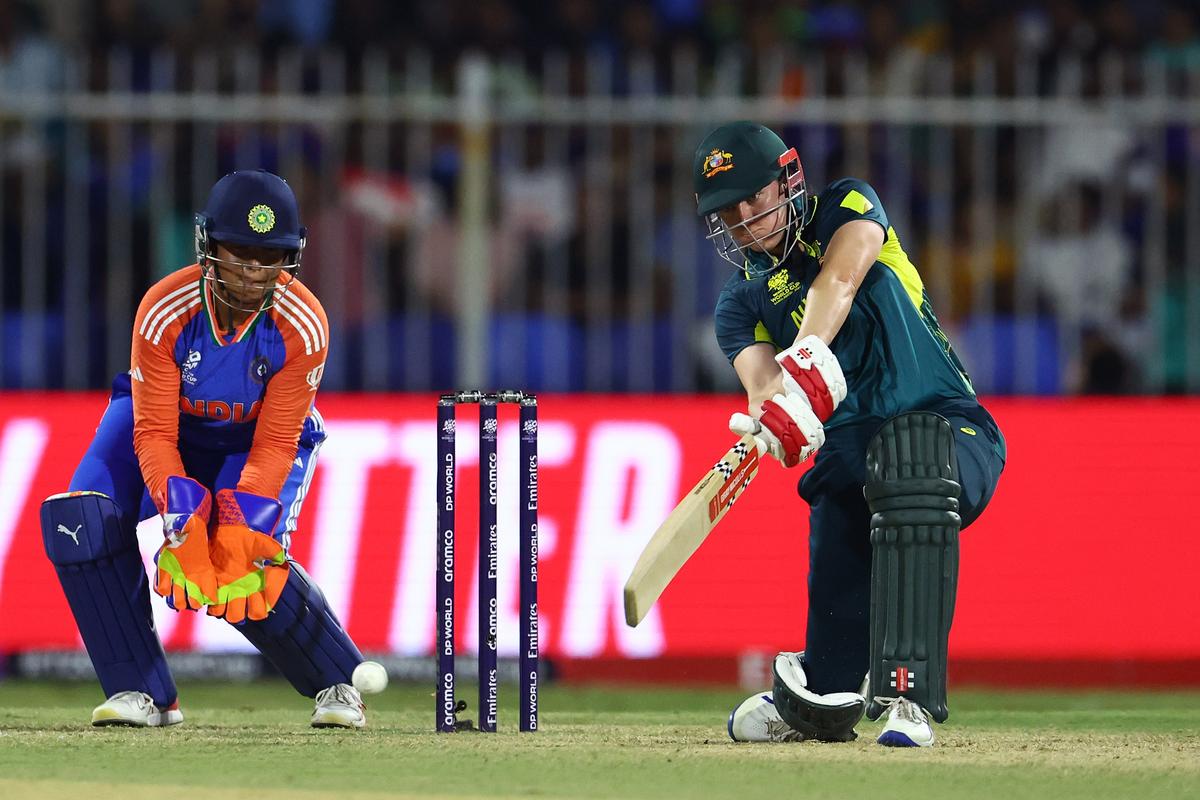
[775,335,847,423]
[730,390,825,469]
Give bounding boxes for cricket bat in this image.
[623,433,761,627]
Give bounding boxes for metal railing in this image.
[1,47,1197,393]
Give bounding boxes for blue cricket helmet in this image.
[196,169,306,250]
[195,169,306,314]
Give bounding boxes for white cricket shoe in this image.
[91,691,183,727]
[728,692,804,742]
[311,683,366,729]
[875,696,935,747]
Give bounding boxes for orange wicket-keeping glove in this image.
[154,476,219,610]
[207,488,290,624]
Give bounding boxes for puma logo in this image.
[57,523,82,546]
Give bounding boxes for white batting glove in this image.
[775,335,847,422]
[730,391,825,469]
[730,412,785,462]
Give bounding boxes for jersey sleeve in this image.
[812,178,890,243]
[238,285,329,499]
[715,284,775,363]
[130,270,202,512]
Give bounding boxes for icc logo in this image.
[483,418,499,435]
[522,419,538,435]
[181,350,202,385]
[442,419,456,435]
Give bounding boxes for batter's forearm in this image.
[747,374,784,417]
[795,273,857,345]
[795,219,883,345]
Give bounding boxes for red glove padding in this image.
[757,391,826,468]
[775,335,847,423]
[207,489,289,624]
[154,476,218,611]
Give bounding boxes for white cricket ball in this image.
[352,660,388,695]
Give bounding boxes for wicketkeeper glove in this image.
[154,476,219,610]
[207,489,290,624]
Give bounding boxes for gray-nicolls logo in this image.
[56,523,82,546]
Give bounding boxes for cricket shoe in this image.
[91,691,183,727]
[875,696,935,747]
[728,692,805,742]
[311,683,366,729]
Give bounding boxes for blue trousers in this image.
[798,405,1006,694]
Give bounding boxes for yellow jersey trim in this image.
[875,226,924,311]
[840,189,874,214]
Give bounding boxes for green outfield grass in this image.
[0,680,1197,799]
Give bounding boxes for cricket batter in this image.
[41,169,372,728]
[697,122,1006,746]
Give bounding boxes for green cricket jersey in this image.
[714,178,990,437]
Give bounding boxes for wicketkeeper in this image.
[41,170,373,728]
[697,122,1006,747]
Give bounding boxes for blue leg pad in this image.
[234,561,363,697]
[41,491,177,709]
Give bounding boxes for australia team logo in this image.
[248,204,276,234]
[702,149,735,179]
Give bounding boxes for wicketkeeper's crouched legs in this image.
[865,412,962,723]
[41,492,177,709]
[232,561,363,697]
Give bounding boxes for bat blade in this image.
[623,433,760,627]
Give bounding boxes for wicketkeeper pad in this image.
[865,412,962,723]
[233,561,363,697]
[41,491,177,709]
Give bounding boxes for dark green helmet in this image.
[694,121,790,216]
[692,121,808,277]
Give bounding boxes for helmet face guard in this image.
[194,169,306,314]
[195,214,304,314]
[702,148,808,278]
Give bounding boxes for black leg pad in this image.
[865,413,961,724]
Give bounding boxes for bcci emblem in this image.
[248,204,276,233]
[702,149,735,179]
[250,355,270,383]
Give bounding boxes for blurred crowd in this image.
[4,0,1200,82]
[2,0,1198,393]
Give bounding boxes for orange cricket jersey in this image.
[129,265,329,511]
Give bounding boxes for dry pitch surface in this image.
[0,681,1196,799]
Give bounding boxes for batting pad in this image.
[864,413,962,724]
[233,561,363,697]
[41,491,177,709]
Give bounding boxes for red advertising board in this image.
[1,394,1198,686]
